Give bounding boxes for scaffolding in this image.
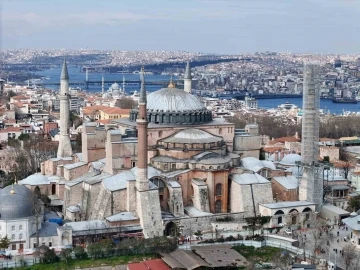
[299,62,324,211]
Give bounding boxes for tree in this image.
[59,248,72,263]
[39,246,58,264]
[0,235,10,250]
[73,246,88,259]
[272,250,293,270]
[87,242,102,259]
[342,244,357,270]
[18,133,30,141]
[245,216,270,237]
[99,239,114,257]
[115,97,137,109]
[10,135,57,180]
[347,196,360,212]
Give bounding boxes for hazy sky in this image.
[1,0,360,54]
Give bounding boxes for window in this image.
[216,183,222,196]
[19,233,23,240]
[150,178,165,193]
[215,200,222,213]
[11,234,15,240]
[11,226,15,231]
[19,225,22,231]
[49,242,52,247]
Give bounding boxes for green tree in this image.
[73,246,88,259]
[87,242,102,259]
[59,248,72,263]
[347,197,360,212]
[99,239,114,257]
[18,133,30,141]
[0,235,10,250]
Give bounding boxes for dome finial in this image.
[10,184,15,194]
[168,74,175,88]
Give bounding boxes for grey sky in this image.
[1,0,360,54]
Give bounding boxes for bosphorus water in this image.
[34,67,360,115]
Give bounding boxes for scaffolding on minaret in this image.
[298,62,324,211]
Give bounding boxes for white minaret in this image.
[122,75,126,94]
[57,60,73,158]
[184,60,192,93]
[101,73,104,94]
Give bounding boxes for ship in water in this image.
[332,89,358,104]
[278,101,298,109]
[332,98,358,104]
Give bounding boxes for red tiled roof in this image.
[274,137,300,143]
[128,259,170,270]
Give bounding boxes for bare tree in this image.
[342,244,357,270]
[115,97,137,109]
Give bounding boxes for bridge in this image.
[20,80,172,89]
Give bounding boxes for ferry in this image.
[332,98,358,104]
[278,102,298,110]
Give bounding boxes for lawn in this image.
[232,244,283,262]
[18,254,155,270]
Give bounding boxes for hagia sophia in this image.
[7,61,318,250]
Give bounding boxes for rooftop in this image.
[260,201,315,209]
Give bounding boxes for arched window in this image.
[216,183,222,196]
[19,225,22,231]
[11,234,15,240]
[215,200,222,213]
[11,226,15,231]
[209,166,213,170]
[19,233,23,240]
[172,163,176,170]
[274,210,285,215]
[51,184,56,195]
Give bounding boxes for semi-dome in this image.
[0,185,35,219]
[147,88,204,112]
[130,87,213,125]
[279,153,301,166]
[161,128,223,144]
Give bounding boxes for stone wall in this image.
[320,146,339,161]
[271,179,298,201]
[233,135,260,158]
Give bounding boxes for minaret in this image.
[101,73,104,94]
[299,61,323,211]
[184,60,192,93]
[136,67,163,238]
[122,75,126,94]
[57,60,73,158]
[136,67,149,192]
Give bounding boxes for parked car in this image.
[284,229,292,235]
[278,223,286,227]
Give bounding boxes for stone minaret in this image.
[184,61,192,93]
[299,62,323,211]
[136,67,163,238]
[122,75,126,94]
[57,60,73,158]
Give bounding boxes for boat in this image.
[278,102,298,110]
[332,98,358,104]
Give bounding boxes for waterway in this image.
[34,66,175,94]
[34,67,360,115]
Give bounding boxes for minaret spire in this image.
[122,75,126,94]
[184,60,192,93]
[101,73,104,94]
[57,60,73,158]
[139,67,146,103]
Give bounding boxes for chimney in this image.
[295,131,299,139]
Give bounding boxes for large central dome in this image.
[130,86,213,125]
[147,88,205,112]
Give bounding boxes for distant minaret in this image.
[85,68,89,82]
[101,73,104,94]
[122,75,126,94]
[57,60,73,158]
[184,60,192,93]
[136,67,163,238]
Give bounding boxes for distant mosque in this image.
[102,75,126,99]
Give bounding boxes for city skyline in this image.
[1,0,360,54]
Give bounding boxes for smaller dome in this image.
[161,128,222,144]
[111,82,120,90]
[350,211,358,217]
[19,173,49,185]
[280,153,302,166]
